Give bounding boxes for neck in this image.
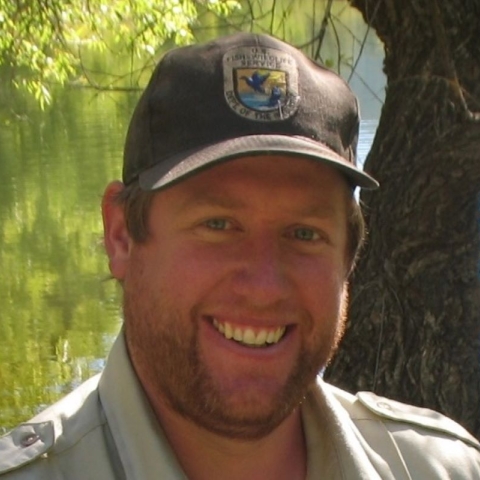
[152,400,307,480]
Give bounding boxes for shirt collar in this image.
[303,379,395,480]
[99,329,187,480]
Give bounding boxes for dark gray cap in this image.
[123,32,379,190]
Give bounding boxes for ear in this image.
[102,181,131,280]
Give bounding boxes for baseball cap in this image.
[123,32,379,190]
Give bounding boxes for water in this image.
[0,5,385,432]
[0,89,132,432]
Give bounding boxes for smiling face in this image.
[104,155,351,439]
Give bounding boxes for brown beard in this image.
[123,273,347,440]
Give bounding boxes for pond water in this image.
[0,5,385,432]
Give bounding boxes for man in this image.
[0,32,479,479]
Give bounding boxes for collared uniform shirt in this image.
[1,332,479,479]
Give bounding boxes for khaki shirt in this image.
[1,332,479,479]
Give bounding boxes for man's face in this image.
[106,155,350,439]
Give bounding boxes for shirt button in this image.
[21,433,40,447]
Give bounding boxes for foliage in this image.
[0,0,378,108]
[0,0,239,107]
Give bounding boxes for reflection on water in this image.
[0,5,385,432]
[0,89,135,432]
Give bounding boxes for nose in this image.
[230,234,292,308]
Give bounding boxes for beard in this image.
[123,272,347,441]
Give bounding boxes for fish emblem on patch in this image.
[223,46,299,122]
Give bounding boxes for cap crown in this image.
[123,33,377,190]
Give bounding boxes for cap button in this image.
[21,433,40,447]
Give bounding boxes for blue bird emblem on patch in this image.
[267,86,282,107]
[235,68,288,113]
[240,71,270,93]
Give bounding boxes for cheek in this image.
[136,242,229,304]
[297,259,348,326]
[297,254,346,296]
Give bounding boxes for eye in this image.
[293,227,320,242]
[204,218,232,230]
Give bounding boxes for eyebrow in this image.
[177,192,339,219]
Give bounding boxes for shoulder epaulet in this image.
[357,391,480,451]
[0,422,54,475]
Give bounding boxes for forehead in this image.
[151,155,351,215]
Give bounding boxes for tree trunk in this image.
[325,0,480,439]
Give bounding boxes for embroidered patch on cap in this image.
[223,46,300,122]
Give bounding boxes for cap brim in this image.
[138,135,379,191]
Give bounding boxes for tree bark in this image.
[325,0,480,439]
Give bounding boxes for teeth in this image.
[266,331,276,344]
[243,328,256,345]
[256,329,267,345]
[233,328,243,341]
[212,319,286,347]
[224,322,233,339]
